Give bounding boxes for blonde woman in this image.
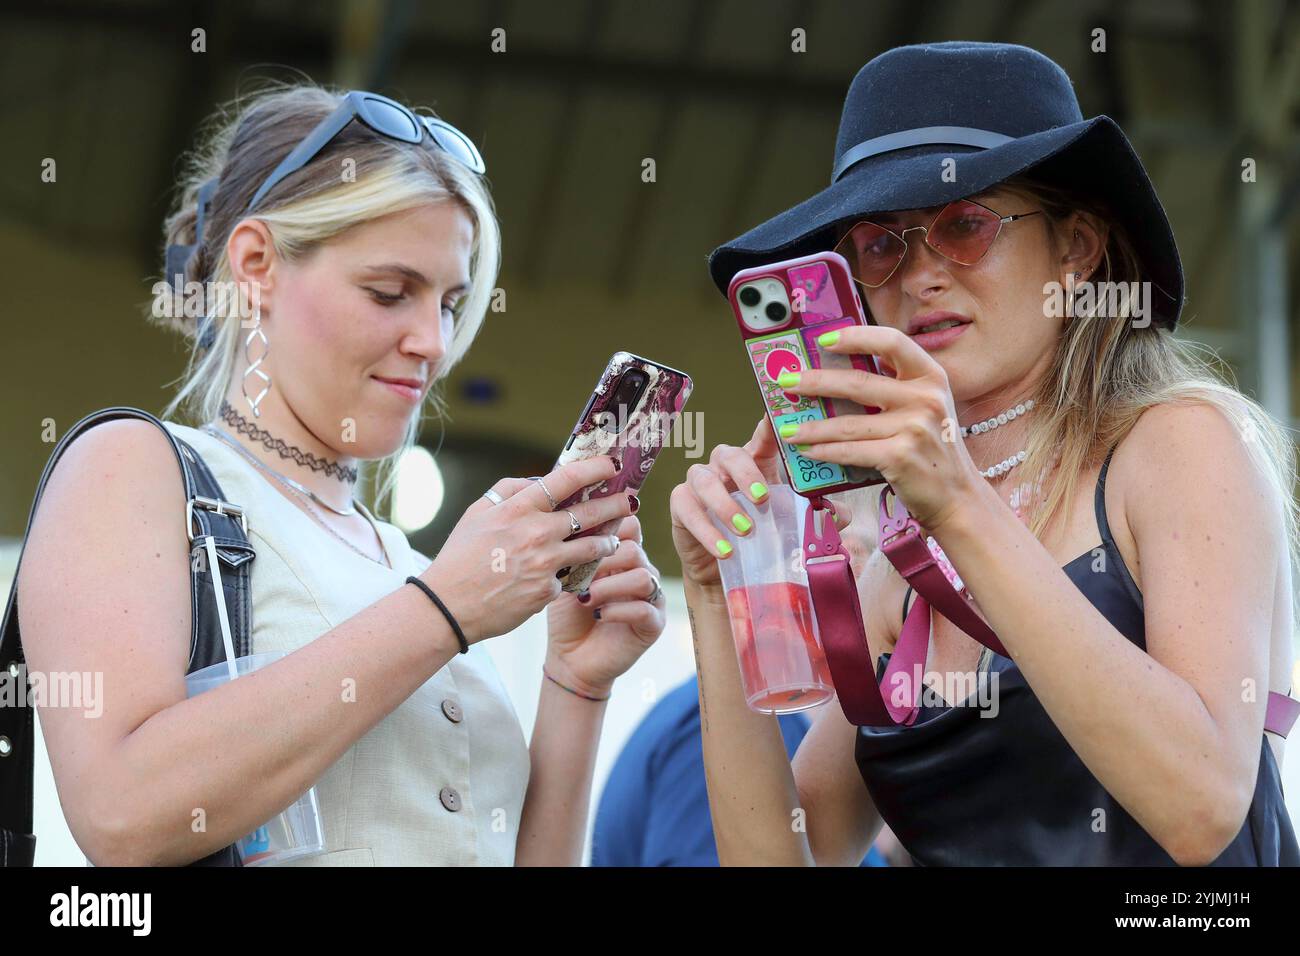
[671,42,1299,866]
[16,84,667,866]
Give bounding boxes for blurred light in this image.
[392,445,444,532]
[461,376,501,404]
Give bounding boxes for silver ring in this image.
[647,575,663,603]
[564,510,582,535]
[482,488,505,506]
[534,476,557,510]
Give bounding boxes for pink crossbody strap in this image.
[803,486,1300,737]
[874,487,1010,657]
[802,499,924,726]
[803,487,1005,726]
[1267,692,1300,739]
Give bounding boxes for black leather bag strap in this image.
[0,406,254,866]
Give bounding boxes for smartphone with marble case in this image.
[553,352,692,593]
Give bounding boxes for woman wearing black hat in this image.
[670,42,1299,865]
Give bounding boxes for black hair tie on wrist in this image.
[406,576,469,654]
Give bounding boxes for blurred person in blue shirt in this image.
[592,675,891,866]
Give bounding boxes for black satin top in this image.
[855,444,1299,865]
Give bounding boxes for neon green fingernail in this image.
[716,540,733,556]
[778,423,799,440]
[732,513,752,533]
[776,371,801,388]
[796,445,811,453]
[750,481,768,499]
[817,330,840,347]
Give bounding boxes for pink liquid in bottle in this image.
[727,582,834,713]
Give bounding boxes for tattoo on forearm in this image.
[688,605,709,733]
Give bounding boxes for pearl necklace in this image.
[979,449,1027,480]
[926,402,1056,602]
[961,399,1033,437]
[962,399,1034,480]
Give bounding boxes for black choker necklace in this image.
[218,401,359,484]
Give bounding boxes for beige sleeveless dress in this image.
[164,422,531,866]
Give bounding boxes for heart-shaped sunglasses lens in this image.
[833,200,1005,287]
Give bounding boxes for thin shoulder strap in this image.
[881,451,1300,740]
[0,407,253,867]
[1091,439,1299,738]
[1094,443,1120,545]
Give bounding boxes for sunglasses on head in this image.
[832,199,1043,289]
[246,90,486,212]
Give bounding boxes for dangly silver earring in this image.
[242,297,271,417]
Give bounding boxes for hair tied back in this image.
[164,176,220,347]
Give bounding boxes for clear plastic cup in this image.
[185,650,326,866]
[717,483,835,715]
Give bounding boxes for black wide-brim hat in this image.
[707,41,1185,329]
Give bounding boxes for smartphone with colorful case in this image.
[727,251,885,497]
[553,352,693,593]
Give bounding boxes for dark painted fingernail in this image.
[556,567,571,579]
[593,608,602,620]
[607,456,621,471]
[629,494,640,513]
[577,590,591,604]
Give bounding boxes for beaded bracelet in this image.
[543,667,610,702]
[405,576,469,654]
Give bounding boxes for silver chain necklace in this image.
[202,423,392,568]
[290,481,393,569]
[202,423,358,516]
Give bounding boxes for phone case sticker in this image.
[796,318,879,485]
[772,409,845,492]
[787,262,840,322]
[797,320,867,422]
[747,331,818,417]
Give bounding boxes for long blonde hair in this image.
[148,78,501,513]
[835,173,1299,633]
[968,174,1297,624]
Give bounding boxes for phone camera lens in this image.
[738,286,761,307]
[765,302,788,322]
[604,370,649,432]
